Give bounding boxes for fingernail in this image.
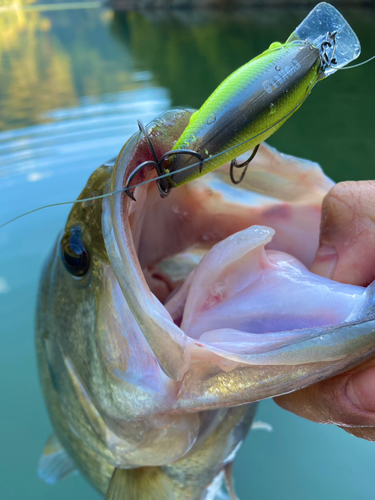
[310,244,338,279]
[347,367,375,412]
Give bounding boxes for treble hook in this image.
[229,144,260,185]
[125,120,204,201]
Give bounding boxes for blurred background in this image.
[0,1,374,499]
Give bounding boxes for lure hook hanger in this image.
[125,120,204,201]
[229,144,260,185]
[320,30,338,69]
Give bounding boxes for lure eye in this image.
[60,226,90,277]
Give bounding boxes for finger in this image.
[310,180,375,286]
[275,358,375,441]
[275,180,375,440]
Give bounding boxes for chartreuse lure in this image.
[165,2,360,188]
[125,3,360,200]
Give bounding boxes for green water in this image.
[0,3,375,500]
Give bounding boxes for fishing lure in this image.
[125,2,360,199]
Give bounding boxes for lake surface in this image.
[1,3,375,500]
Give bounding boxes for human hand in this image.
[275,180,375,441]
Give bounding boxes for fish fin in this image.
[224,462,238,500]
[105,466,175,500]
[250,420,273,432]
[38,434,76,485]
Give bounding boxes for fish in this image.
[36,107,375,500]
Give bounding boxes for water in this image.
[0,4,375,500]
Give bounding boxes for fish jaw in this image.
[102,110,194,382]
[105,108,375,412]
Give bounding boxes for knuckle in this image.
[321,181,375,242]
[321,183,356,233]
[324,180,375,217]
[325,181,359,207]
[316,372,375,428]
[323,182,360,223]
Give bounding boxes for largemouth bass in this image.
[36,108,375,500]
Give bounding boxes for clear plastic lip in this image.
[287,2,361,78]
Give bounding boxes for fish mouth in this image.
[103,110,375,397]
[125,147,368,341]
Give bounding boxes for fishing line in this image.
[337,54,375,70]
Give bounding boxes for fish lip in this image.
[101,109,205,381]
[102,172,191,382]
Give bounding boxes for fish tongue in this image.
[175,225,367,343]
[177,225,276,339]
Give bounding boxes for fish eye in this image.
[60,226,90,277]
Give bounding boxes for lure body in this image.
[168,40,321,186]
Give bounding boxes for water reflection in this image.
[113,9,309,109]
[0,1,77,130]
[0,86,170,224]
[0,7,139,131]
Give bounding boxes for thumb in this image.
[275,180,375,441]
[310,180,375,286]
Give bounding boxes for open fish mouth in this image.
[102,109,375,410]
